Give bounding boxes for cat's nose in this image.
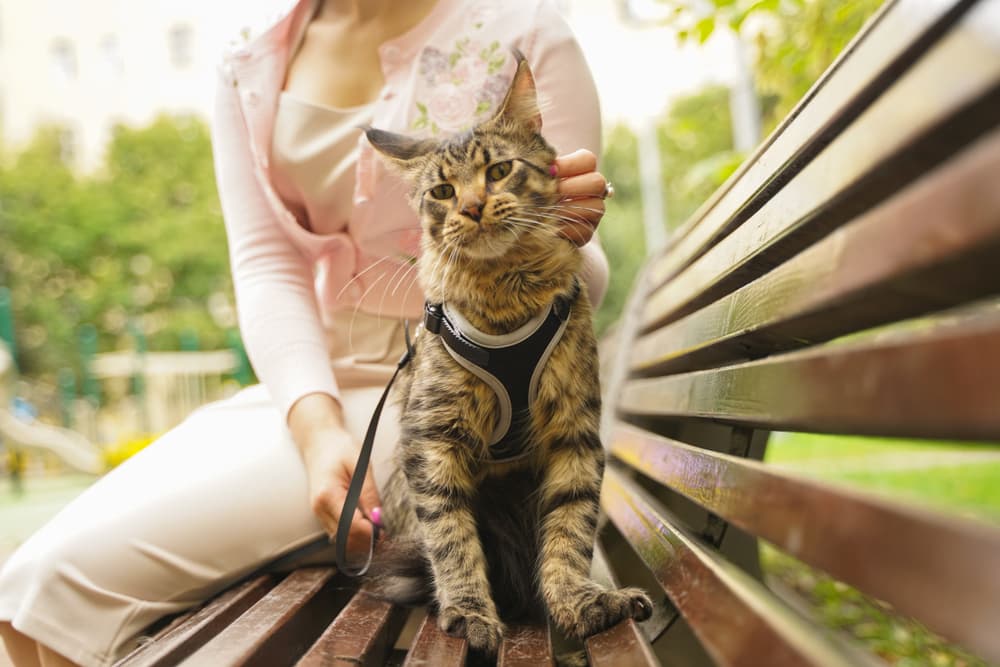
[461,203,482,222]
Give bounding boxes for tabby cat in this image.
[363,51,652,654]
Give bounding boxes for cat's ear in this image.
[493,49,542,132]
[364,126,435,169]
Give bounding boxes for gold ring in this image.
[603,181,615,200]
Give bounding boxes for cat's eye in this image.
[486,161,513,182]
[429,184,455,200]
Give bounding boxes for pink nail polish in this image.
[370,507,383,527]
[548,163,558,177]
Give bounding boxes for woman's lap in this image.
[0,381,400,667]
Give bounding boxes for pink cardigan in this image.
[212,0,609,419]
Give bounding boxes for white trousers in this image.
[0,313,407,666]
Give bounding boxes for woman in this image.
[0,0,609,664]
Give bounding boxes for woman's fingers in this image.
[550,150,608,246]
[553,149,598,178]
[359,467,383,528]
[557,171,607,200]
[316,482,375,557]
[555,197,604,245]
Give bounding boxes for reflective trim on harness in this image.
[423,282,577,462]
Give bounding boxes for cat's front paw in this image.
[560,587,653,639]
[439,604,505,654]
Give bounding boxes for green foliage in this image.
[596,126,645,334]
[596,87,740,330]
[660,0,883,132]
[0,116,233,384]
[658,85,741,225]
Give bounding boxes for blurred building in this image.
[0,0,281,171]
[0,0,734,172]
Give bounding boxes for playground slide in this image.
[0,347,104,475]
[0,408,104,475]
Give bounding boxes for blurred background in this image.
[1,0,995,665]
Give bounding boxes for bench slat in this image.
[653,0,978,286]
[296,592,408,667]
[643,4,1000,332]
[117,575,274,667]
[585,544,658,666]
[602,468,855,667]
[633,127,1000,377]
[611,422,1000,661]
[622,314,1000,440]
[402,614,467,667]
[586,619,658,667]
[181,567,349,667]
[497,624,554,667]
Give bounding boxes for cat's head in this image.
[365,50,561,265]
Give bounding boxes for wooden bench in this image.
[117,0,1000,663]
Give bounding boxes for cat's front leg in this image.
[537,432,653,639]
[401,433,504,653]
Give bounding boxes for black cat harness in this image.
[320,283,578,576]
[422,283,577,462]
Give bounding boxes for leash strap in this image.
[335,320,414,576]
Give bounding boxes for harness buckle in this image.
[424,303,443,334]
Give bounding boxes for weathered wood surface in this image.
[586,619,659,667]
[585,545,658,666]
[117,576,274,667]
[633,128,1000,377]
[622,314,1000,440]
[296,591,408,666]
[180,568,349,667]
[497,624,555,667]
[643,0,1000,330]
[655,0,980,286]
[611,423,1000,662]
[402,614,468,667]
[602,468,854,667]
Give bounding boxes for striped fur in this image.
[364,51,651,654]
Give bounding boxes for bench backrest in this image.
[598,0,1000,664]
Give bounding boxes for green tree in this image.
[659,0,884,132]
[0,116,232,384]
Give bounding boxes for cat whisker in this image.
[377,258,417,325]
[531,204,606,214]
[520,207,591,224]
[509,212,587,243]
[398,269,422,320]
[392,261,419,297]
[347,271,388,354]
[335,255,394,302]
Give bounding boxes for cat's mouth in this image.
[445,215,523,260]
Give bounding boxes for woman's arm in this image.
[211,64,341,421]
[212,64,380,547]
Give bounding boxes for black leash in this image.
[266,321,415,576]
[333,320,414,576]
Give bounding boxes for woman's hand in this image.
[552,149,609,246]
[288,393,382,557]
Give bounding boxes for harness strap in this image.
[423,282,577,461]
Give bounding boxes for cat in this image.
[362,50,652,654]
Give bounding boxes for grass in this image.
[765,432,1000,523]
[765,432,989,465]
[834,464,1000,522]
[760,432,1000,665]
